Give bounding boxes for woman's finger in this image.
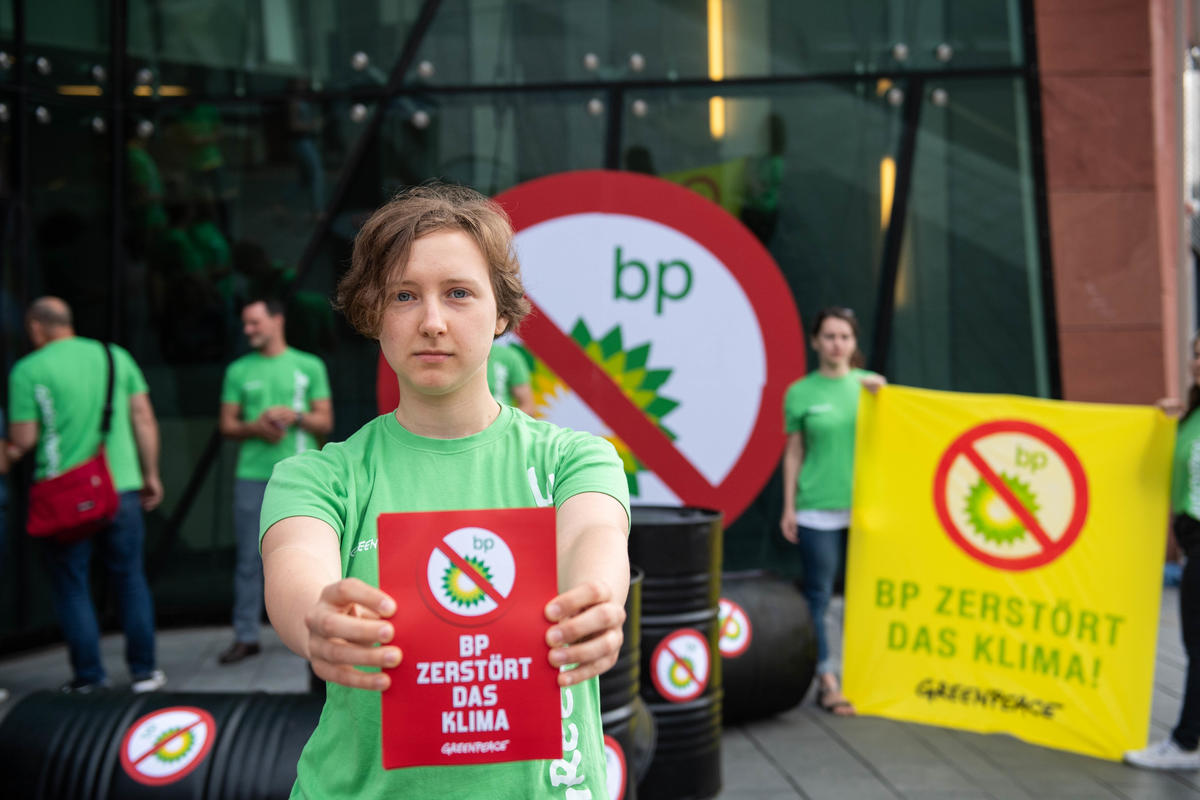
[310,636,401,671]
[545,580,613,623]
[549,628,622,672]
[313,660,392,691]
[307,606,395,646]
[546,601,624,648]
[321,578,397,618]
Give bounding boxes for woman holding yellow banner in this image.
[1126,337,1200,770]
[780,307,884,716]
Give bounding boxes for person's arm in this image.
[219,402,282,442]
[6,419,38,463]
[262,515,400,689]
[860,373,887,394]
[298,398,333,437]
[510,383,535,416]
[780,431,804,543]
[545,491,630,688]
[129,392,164,511]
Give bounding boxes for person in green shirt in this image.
[260,183,630,799]
[486,338,534,415]
[1126,333,1200,770]
[780,306,884,717]
[218,297,333,664]
[5,297,166,693]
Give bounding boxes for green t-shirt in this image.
[783,368,875,510]
[9,337,149,492]
[221,347,331,480]
[260,406,631,800]
[1172,411,1200,517]
[486,344,531,407]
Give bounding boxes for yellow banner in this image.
[663,158,746,218]
[842,385,1174,760]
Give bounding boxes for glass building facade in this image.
[0,1,1054,647]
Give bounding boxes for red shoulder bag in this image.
[26,343,120,544]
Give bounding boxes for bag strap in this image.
[99,342,115,437]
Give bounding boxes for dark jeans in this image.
[232,479,268,644]
[1174,513,1200,750]
[795,524,849,676]
[47,491,157,684]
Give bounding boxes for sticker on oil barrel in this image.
[718,597,752,658]
[604,734,627,800]
[650,628,711,702]
[119,706,217,786]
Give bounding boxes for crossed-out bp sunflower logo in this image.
[512,319,679,498]
[119,707,217,786]
[423,526,517,624]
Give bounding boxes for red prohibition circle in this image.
[491,170,806,526]
[718,598,752,658]
[414,532,515,628]
[119,706,217,787]
[932,419,1089,571]
[650,628,711,703]
[603,734,628,800]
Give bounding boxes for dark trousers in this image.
[1174,514,1200,750]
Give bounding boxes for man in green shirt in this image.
[6,297,166,693]
[218,297,332,663]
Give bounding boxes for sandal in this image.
[817,685,856,717]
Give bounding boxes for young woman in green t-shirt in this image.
[258,183,631,798]
[780,307,884,717]
[1126,333,1200,770]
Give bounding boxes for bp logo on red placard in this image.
[933,420,1089,571]
[119,706,216,786]
[651,629,711,702]
[421,527,516,625]
[718,598,752,658]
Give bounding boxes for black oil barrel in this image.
[600,567,646,800]
[629,506,722,616]
[630,505,723,800]
[719,570,818,724]
[600,694,657,800]
[0,690,321,799]
[600,567,643,713]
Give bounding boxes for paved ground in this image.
[1,589,1198,799]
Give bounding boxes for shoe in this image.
[130,670,167,694]
[218,641,261,664]
[60,677,111,694]
[1124,737,1200,769]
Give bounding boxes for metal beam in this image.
[870,77,923,374]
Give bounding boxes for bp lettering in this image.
[1015,445,1047,473]
[612,245,693,315]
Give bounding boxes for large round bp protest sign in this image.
[495,171,804,523]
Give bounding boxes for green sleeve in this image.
[115,346,149,395]
[8,361,34,423]
[306,355,331,401]
[783,381,804,434]
[219,361,241,405]
[553,432,632,532]
[259,445,350,545]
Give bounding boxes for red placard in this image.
[377,507,562,768]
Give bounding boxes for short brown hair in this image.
[335,182,530,338]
